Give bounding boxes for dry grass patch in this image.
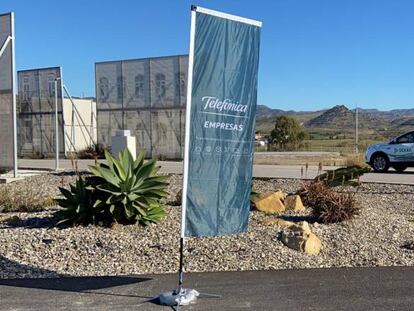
[0,187,55,213]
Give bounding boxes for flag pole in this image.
[178,3,197,293]
[158,5,198,307]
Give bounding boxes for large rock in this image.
[284,195,305,212]
[274,190,287,201]
[280,221,321,255]
[254,192,286,213]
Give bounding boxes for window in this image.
[135,74,144,97]
[47,74,55,97]
[175,72,185,97]
[155,73,166,98]
[23,76,30,101]
[397,132,414,143]
[180,72,186,95]
[34,73,40,97]
[99,77,109,100]
[117,76,123,100]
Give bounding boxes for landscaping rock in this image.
[280,221,322,255]
[254,192,286,213]
[1,175,414,279]
[284,195,305,212]
[171,189,182,206]
[403,241,414,250]
[262,217,294,228]
[274,190,287,201]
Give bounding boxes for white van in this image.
[365,131,414,172]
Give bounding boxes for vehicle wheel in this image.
[393,165,407,173]
[371,154,390,172]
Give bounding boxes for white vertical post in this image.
[355,104,359,154]
[177,7,196,292]
[180,9,196,239]
[11,12,18,178]
[54,79,60,170]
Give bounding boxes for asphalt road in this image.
[1,267,413,310]
[18,159,414,185]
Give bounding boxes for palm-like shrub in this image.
[315,165,371,187]
[55,148,168,227]
[54,177,96,226]
[89,149,168,225]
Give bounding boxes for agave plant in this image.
[89,149,168,225]
[54,177,96,226]
[250,184,260,209]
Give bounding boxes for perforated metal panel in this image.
[0,13,14,169]
[95,55,188,159]
[122,59,150,109]
[97,110,123,148]
[124,110,151,157]
[17,67,64,157]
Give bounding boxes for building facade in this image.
[62,98,97,154]
[18,67,97,158]
[17,67,65,158]
[95,55,188,159]
[0,13,14,169]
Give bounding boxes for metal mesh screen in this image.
[0,13,14,170]
[17,67,64,157]
[97,110,123,148]
[96,55,188,159]
[122,59,150,109]
[124,110,151,157]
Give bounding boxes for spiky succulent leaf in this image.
[54,177,96,226]
[88,148,168,225]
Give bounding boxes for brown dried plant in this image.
[299,180,359,224]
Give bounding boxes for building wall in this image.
[0,13,14,169]
[17,67,64,158]
[63,98,97,153]
[95,55,188,159]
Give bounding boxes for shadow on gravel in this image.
[52,170,91,177]
[0,215,59,229]
[279,215,316,223]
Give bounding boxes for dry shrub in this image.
[343,153,367,167]
[0,187,55,213]
[76,144,107,159]
[299,181,359,224]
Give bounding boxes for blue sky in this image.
[2,0,414,111]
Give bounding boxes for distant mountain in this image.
[256,105,287,117]
[255,104,414,135]
[357,108,414,121]
[392,117,414,127]
[255,105,323,133]
[305,105,353,128]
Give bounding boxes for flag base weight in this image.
[158,288,199,306]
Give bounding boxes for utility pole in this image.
[11,13,18,178]
[54,78,61,171]
[355,104,359,154]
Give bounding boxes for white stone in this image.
[111,131,136,159]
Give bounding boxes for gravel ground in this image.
[0,172,414,279]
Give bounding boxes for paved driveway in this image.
[1,267,413,310]
[17,159,414,185]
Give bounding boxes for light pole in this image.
[355,104,359,154]
[54,77,61,171]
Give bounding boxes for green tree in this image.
[270,115,306,150]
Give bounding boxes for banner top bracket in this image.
[192,5,262,27]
